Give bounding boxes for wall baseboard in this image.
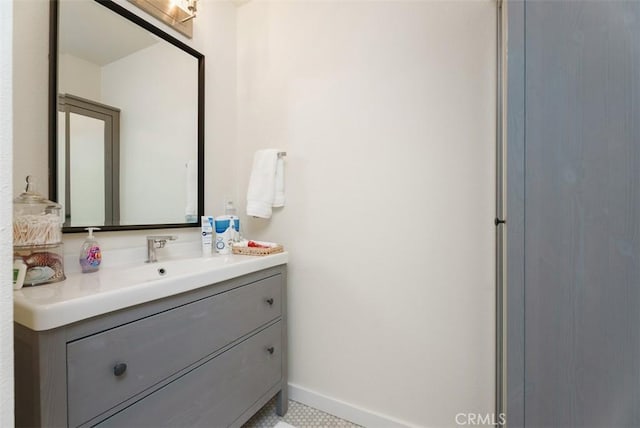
[288,383,412,428]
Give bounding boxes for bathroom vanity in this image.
[14,254,288,427]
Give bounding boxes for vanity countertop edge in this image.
[14,252,288,331]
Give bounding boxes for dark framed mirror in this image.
[49,0,204,232]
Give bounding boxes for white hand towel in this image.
[246,149,280,218]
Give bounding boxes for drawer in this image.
[67,274,282,427]
[96,321,283,428]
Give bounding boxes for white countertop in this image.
[14,251,288,331]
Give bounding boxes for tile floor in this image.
[243,398,361,428]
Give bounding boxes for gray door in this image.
[507,2,640,427]
[58,94,120,227]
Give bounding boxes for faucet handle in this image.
[145,235,177,263]
[147,235,178,242]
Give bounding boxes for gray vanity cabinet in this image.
[14,265,288,428]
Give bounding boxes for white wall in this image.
[236,2,496,426]
[1,0,14,425]
[59,53,102,100]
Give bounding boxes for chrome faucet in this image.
[146,235,177,263]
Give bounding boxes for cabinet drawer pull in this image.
[265,298,274,306]
[113,363,127,377]
[266,346,275,355]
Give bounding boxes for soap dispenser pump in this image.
[79,227,102,273]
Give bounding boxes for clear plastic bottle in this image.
[224,201,240,242]
[224,200,237,216]
[79,227,102,273]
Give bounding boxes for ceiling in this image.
[59,0,159,66]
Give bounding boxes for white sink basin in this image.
[14,252,288,331]
[107,256,231,284]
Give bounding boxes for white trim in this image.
[288,383,412,428]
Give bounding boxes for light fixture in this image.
[128,0,195,38]
[175,0,197,22]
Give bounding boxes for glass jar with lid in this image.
[13,176,65,286]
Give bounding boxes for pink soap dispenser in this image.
[79,227,102,273]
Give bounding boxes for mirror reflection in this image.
[55,0,203,230]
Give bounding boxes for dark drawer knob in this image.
[265,298,274,306]
[267,346,275,355]
[113,363,127,377]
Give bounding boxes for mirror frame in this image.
[49,0,205,233]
